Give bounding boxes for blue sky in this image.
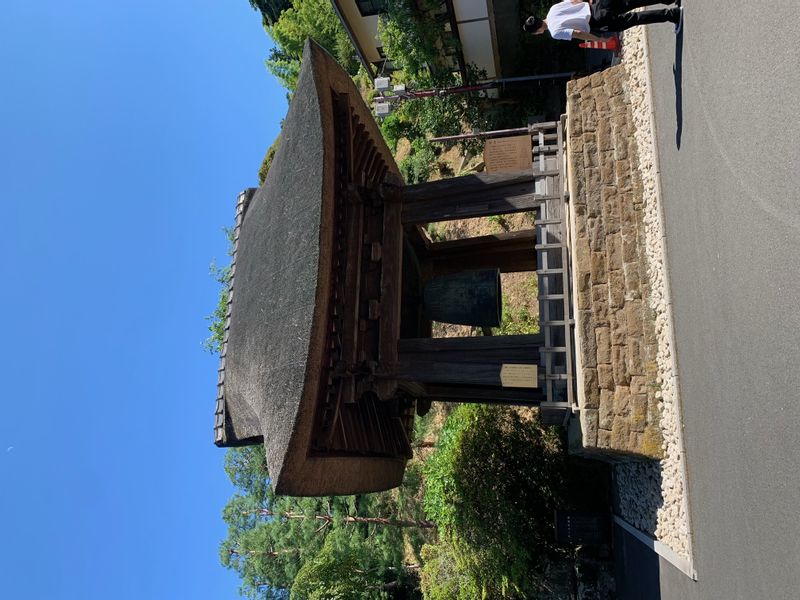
[0,1,286,598]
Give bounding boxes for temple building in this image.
[213,41,575,496]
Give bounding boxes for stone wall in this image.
[566,66,663,459]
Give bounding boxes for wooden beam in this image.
[422,229,537,275]
[399,334,543,364]
[424,383,545,405]
[375,178,404,398]
[389,359,539,388]
[340,185,365,404]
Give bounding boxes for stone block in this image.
[582,408,599,446]
[589,71,605,88]
[615,159,631,191]
[600,153,617,187]
[608,269,625,309]
[621,223,639,263]
[623,261,641,300]
[640,426,664,459]
[579,310,597,368]
[595,326,611,364]
[580,82,594,102]
[629,375,647,395]
[610,111,628,130]
[597,364,614,390]
[645,360,659,381]
[620,192,638,225]
[574,237,591,276]
[613,128,629,161]
[599,393,614,430]
[609,309,624,346]
[601,187,621,235]
[613,122,631,147]
[631,139,643,169]
[625,300,644,337]
[613,385,630,416]
[587,185,604,219]
[600,151,615,183]
[582,134,598,166]
[594,90,610,116]
[583,106,598,133]
[597,118,612,152]
[574,202,588,234]
[610,418,631,450]
[577,273,592,310]
[603,67,625,97]
[572,75,592,92]
[598,428,613,448]
[591,283,608,302]
[582,367,600,408]
[606,234,623,271]
[609,95,626,115]
[586,167,601,190]
[587,215,604,248]
[628,431,643,452]
[644,316,657,347]
[591,284,609,325]
[601,183,618,205]
[590,251,608,284]
[630,394,648,432]
[626,337,645,376]
[647,392,661,423]
[612,345,629,385]
[570,131,585,157]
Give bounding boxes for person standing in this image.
[524,0,683,43]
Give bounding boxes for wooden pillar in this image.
[388,335,543,403]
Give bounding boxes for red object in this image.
[579,35,619,51]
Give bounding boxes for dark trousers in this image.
[590,0,677,32]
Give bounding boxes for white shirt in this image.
[546,1,591,41]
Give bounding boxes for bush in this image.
[422,405,566,598]
[399,137,437,184]
[419,539,480,600]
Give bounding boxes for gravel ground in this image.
[611,27,693,563]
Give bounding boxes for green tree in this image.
[422,405,567,598]
[203,227,235,354]
[248,0,293,26]
[266,0,359,91]
[220,446,423,599]
[292,529,407,600]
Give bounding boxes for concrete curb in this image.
[640,28,697,580]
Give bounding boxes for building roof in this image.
[214,40,407,496]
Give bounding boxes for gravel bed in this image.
[612,27,693,562]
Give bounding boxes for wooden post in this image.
[387,335,543,398]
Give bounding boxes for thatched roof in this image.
[214,40,406,496]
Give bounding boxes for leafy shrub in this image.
[419,540,480,600]
[399,138,437,184]
[423,405,566,598]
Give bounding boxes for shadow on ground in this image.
[610,459,664,599]
[613,521,662,600]
[674,24,684,147]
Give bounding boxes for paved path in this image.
[617,2,800,598]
